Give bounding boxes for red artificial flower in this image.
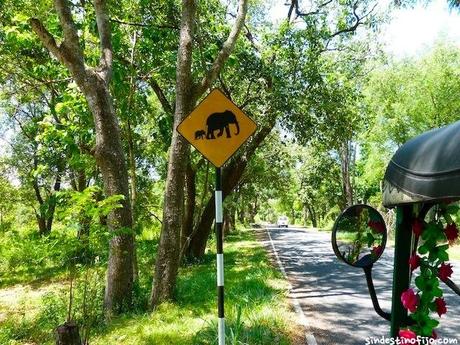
[435,298,447,317]
[399,329,417,340]
[409,254,420,271]
[444,223,459,243]
[372,245,383,257]
[412,219,424,238]
[401,289,419,313]
[368,220,385,234]
[431,330,438,339]
[439,262,454,282]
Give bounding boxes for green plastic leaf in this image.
[366,232,375,247]
[446,205,460,215]
[418,244,429,255]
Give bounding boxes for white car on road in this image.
[277,216,289,228]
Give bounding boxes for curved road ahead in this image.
[263,227,460,345]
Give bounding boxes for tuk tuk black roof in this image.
[383,120,460,207]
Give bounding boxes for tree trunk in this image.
[237,207,245,224]
[127,118,139,282]
[187,125,273,258]
[223,212,232,236]
[83,75,134,314]
[339,141,354,208]
[30,1,135,314]
[46,173,62,233]
[37,213,48,236]
[181,163,196,255]
[230,208,236,230]
[304,201,317,227]
[32,156,50,236]
[55,321,81,345]
[33,171,61,236]
[195,161,210,226]
[150,0,248,306]
[150,0,196,307]
[186,193,215,258]
[223,203,236,236]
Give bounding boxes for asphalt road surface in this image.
[263,226,460,345]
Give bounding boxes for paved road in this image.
[263,227,460,345]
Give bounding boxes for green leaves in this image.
[421,222,445,243]
[408,207,458,337]
[418,221,448,262]
[58,186,125,222]
[415,275,442,303]
[430,245,449,262]
[446,204,460,215]
[366,232,375,248]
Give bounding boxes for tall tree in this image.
[151,0,248,306]
[29,0,134,314]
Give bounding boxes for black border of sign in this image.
[176,88,258,168]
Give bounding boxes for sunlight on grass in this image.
[0,229,301,345]
[0,282,66,321]
[92,304,212,345]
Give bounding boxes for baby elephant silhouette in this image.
[195,130,206,140]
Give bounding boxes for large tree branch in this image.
[228,12,260,52]
[32,156,44,206]
[29,19,65,64]
[110,17,179,30]
[94,0,113,81]
[147,77,174,114]
[54,0,85,66]
[328,2,377,39]
[30,1,86,81]
[116,53,175,115]
[194,0,248,99]
[54,0,80,49]
[288,0,333,21]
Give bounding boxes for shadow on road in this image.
[261,227,460,345]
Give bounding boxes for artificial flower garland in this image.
[399,204,459,340]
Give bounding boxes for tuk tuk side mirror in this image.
[332,204,388,268]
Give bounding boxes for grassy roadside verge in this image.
[1,229,302,344]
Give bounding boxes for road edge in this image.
[262,227,318,345]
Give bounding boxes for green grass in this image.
[0,228,78,288]
[0,230,301,345]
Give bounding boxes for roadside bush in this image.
[0,228,84,286]
[0,266,107,345]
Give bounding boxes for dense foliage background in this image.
[0,0,459,344]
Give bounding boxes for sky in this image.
[269,0,460,58]
[382,0,460,57]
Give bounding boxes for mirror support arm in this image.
[445,278,460,296]
[363,265,391,321]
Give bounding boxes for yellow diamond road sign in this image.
[177,89,257,167]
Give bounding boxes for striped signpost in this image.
[215,168,225,344]
[177,89,256,345]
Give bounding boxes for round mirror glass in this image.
[332,204,387,268]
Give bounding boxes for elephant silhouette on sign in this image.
[206,110,240,139]
[195,130,206,140]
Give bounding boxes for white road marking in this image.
[266,227,318,345]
